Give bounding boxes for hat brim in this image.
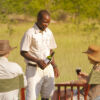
[10,46,17,51]
[0,46,17,56]
[88,54,100,62]
[82,49,91,53]
[83,51,100,62]
[82,51,88,53]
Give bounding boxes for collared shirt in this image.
[0,57,26,100]
[88,64,100,100]
[88,64,100,84]
[0,57,23,79]
[20,24,57,64]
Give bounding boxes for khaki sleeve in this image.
[20,31,32,51]
[49,32,57,49]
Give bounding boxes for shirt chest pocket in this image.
[42,36,50,47]
[45,38,50,46]
[31,35,43,49]
[32,34,50,48]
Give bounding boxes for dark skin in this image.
[21,13,59,100]
[36,13,50,31]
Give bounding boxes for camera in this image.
[76,68,81,75]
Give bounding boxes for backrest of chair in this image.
[0,74,25,100]
[55,83,90,100]
[21,88,25,100]
[0,74,24,92]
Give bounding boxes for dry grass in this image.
[0,21,100,99]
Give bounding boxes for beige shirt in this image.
[0,57,24,79]
[20,24,57,64]
[0,57,27,100]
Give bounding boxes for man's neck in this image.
[36,23,44,31]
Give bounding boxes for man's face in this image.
[37,14,50,31]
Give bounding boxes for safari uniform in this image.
[20,24,57,100]
[75,64,100,100]
[0,57,26,100]
[72,64,100,100]
[87,64,100,100]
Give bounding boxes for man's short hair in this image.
[37,10,50,19]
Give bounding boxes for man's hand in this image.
[77,72,88,84]
[37,60,47,70]
[79,72,88,77]
[53,67,59,78]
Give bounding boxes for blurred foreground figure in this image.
[52,45,100,100]
[0,40,26,100]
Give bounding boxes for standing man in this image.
[20,10,59,100]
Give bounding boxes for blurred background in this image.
[0,0,100,88]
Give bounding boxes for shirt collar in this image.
[0,57,8,61]
[33,23,47,34]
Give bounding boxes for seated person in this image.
[52,45,100,100]
[0,40,27,100]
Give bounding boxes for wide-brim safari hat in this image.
[83,45,100,62]
[0,40,16,56]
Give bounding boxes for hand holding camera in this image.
[76,68,81,75]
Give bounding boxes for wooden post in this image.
[64,86,68,100]
[71,86,73,100]
[57,86,61,100]
[77,86,80,100]
[21,88,25,100]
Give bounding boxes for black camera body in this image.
[76,68,81,75]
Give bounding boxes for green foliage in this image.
[83,23,99,32]
[0,0,100,21]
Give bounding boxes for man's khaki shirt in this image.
[20,24,57,64]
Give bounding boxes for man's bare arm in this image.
[50,50,59,78]
[20,51,47,69]
[20,51,38,62]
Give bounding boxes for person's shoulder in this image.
[9,61,21,68]
[25,27,35,36]
[9,61,22,70]
[5,61,23,76]
[46,28,52,34]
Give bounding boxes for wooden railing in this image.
[55,83,90,100]
[21,88,25,100]
[20,83,90,100]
